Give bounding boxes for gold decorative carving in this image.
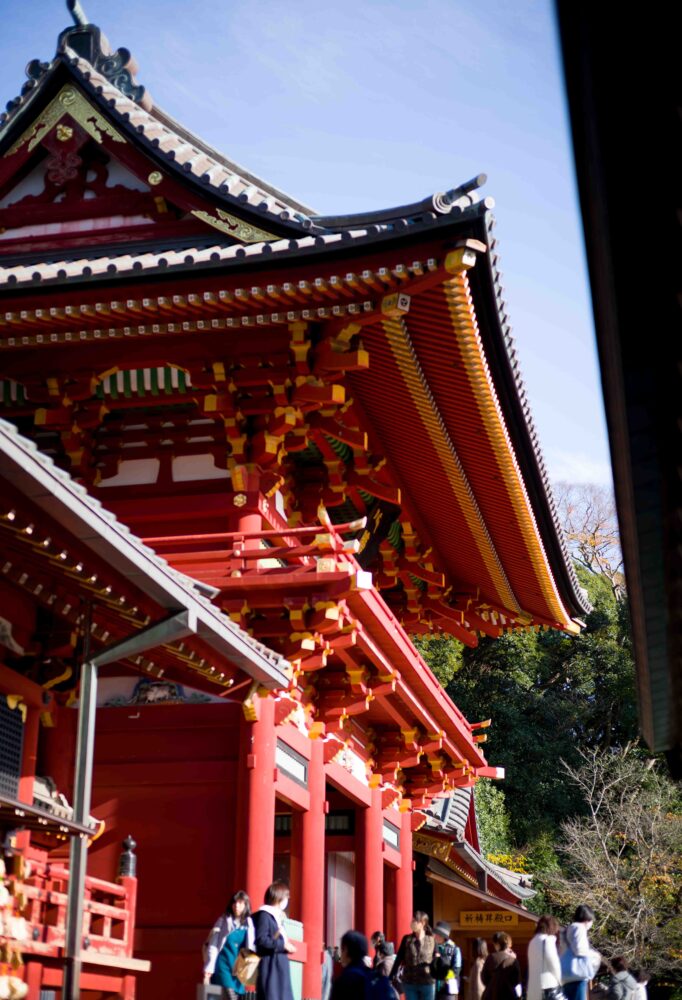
[5,85,126,157]
[192,207,277,244]
[148,170,163,186]
[55,124,73,142]
[413,832,453,862]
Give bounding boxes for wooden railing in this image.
[1,841,148,998]
[7,846,136,962]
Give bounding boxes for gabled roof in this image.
[426,858,538,919]
[425,789,536,902]
[0,6,590,631]
[0,9,487,249]
[0,14,313,233]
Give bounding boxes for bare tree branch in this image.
[554,483,625,600]
[546,746,682,977]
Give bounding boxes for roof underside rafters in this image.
[0,8,589,639]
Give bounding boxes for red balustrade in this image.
[1,844,148,999]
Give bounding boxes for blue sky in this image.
[0,0,611,485]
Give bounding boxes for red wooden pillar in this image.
[395,809,414,937]
[240,694,276,908]
[18,704,39,803]
[24,960,42,997]
[122,974,136,1000]
[358,787,384,939]
[300,738,325,1000]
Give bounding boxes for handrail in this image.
[145,516,366,545]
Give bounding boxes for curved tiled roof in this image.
[0,418,290,686]
[470,210,589,619]
[0,43,314,232]
[0,12,589,622]
[424,789,536,901]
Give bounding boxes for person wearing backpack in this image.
[607,958,638,1000]
[432,922,461,997]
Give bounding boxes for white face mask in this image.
[281,898,289,911]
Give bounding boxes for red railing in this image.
[6,847,136,962]
[1,843,146,998]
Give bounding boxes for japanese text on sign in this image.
[460,911,518,927]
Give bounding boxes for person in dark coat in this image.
[376,940,397,979]
[331,930,372,1000]
[253,881,296,1000]
[393,911,437,1000]
[481,932,521,1000]
[607,957,638,1000]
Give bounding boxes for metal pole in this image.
[61,610,195,998]
[63,608,97,1000]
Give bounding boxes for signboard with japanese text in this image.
[460,911,518,928]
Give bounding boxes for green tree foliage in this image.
[413,634,463,688]
[474,780,512,856]
[420,568,637,845]
[523,832,562,915]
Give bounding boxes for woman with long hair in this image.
[203,890,255,999]
[527,915,562,1000]
[392,911,437,1000]
[466,938,489,1000]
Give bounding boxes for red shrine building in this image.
[0,6,588,999]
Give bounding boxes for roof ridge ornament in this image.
[67,0,89,27]
[57,14,150,108]
[0,0,149,128]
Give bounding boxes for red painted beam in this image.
[347,586,488,768]
[0,662,54,710]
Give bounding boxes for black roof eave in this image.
[556,0,681,763]
[0,203,482,295]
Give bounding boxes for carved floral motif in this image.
[45,149,82,185]
[191,207,277,244]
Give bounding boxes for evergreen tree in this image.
[419,568,637,845]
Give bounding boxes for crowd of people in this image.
[201,890,648,1000]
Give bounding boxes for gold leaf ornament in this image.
[5,85,126,156]
[191,207,277,244]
